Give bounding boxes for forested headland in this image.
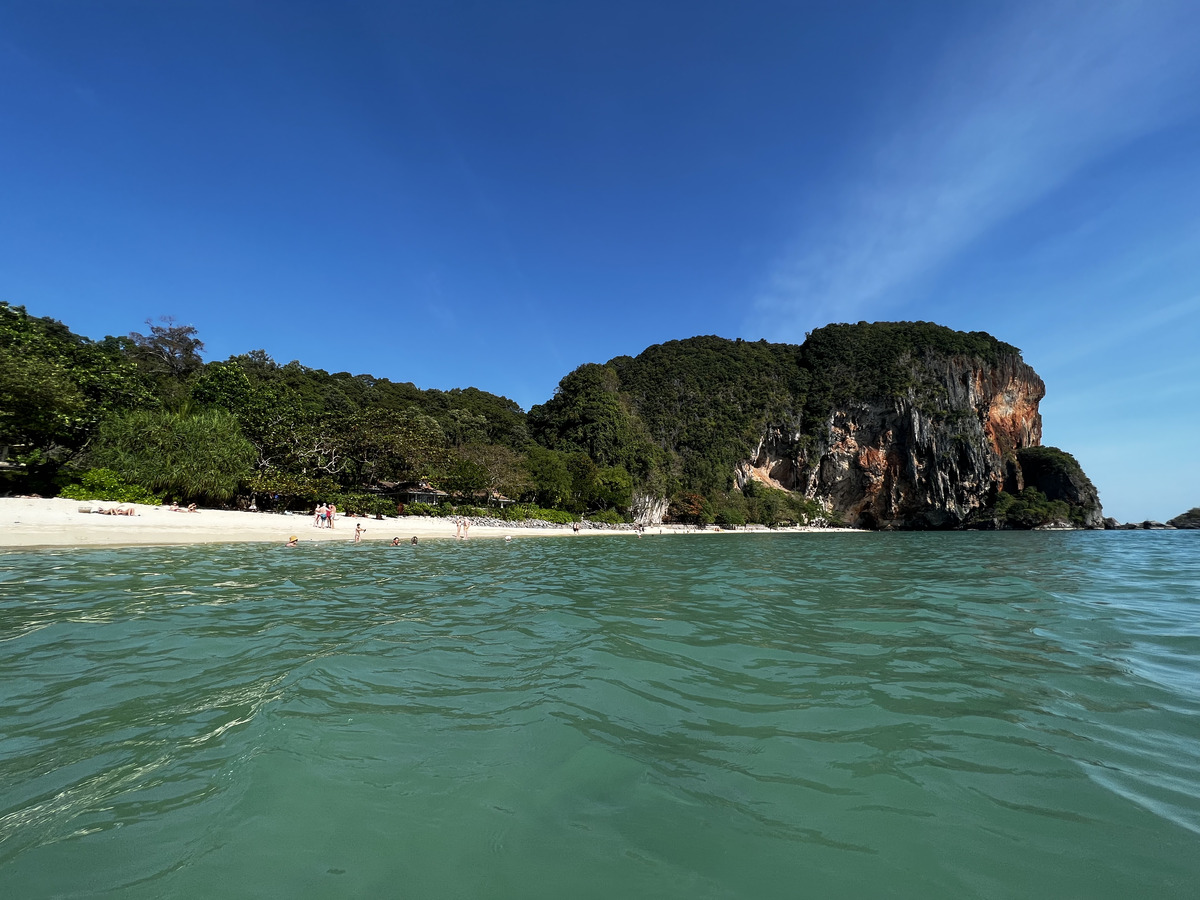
[0,302,1099,528]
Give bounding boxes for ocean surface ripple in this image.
[1,532,1197,898]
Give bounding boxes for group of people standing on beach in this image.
[313,503,336,529]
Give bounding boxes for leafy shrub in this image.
[714,508,745,527]
[500,505,529,521]
[995,488,1073,529]
[58,468,163,505]
[435,502,455,518]
[527,507,575,524]
[328,492,370,515]
[497,504,575,524]
[403,502,437,517]
[587,508,626,525]
[738,482,822,526]
[455,505,487,518]
[332,493,397,518]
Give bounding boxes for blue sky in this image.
[2,1,1198,522]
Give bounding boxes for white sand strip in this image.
[0,497,856,549]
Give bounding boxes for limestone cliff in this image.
[534,321,1101,530]
[738,352,1100,529]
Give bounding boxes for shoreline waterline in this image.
[0,497,863,550]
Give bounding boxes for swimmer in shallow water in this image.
[391,537,401,546]
[286,535,298,547]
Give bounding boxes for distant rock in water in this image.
[1167,508,1200,529]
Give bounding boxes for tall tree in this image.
[128,317,205,379]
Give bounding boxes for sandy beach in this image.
[0,497,856,549]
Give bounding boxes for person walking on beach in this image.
[328,504,337,529]
[313,503,323,528]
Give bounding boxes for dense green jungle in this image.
[0,302,1097,528]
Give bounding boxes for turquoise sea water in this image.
[1,532,1198,898]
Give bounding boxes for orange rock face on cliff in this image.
[978,366,1044,458]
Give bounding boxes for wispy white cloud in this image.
[751,0,1200,338]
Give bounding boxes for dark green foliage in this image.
[590,465,634,512]
[587,508,627,525]
[328,493,397,519]
[58,468,163,505]
[993,488,1072,529]
[88,408,256,502]
[521,446,573,508]
[713,507,746,527]
[363,495,400,518]
[496,504,574,524]
[127,317,205,379]
[528,365,646,468]
[799,321,1019,427]
[513,506,575,524]
[442,457,489,499]
[738,481,826,526]
[0,303,154,481]
[608,337,809,497]
[1014,445,1100,524]
[1016,446,1091,496]
[432,387,528,448]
